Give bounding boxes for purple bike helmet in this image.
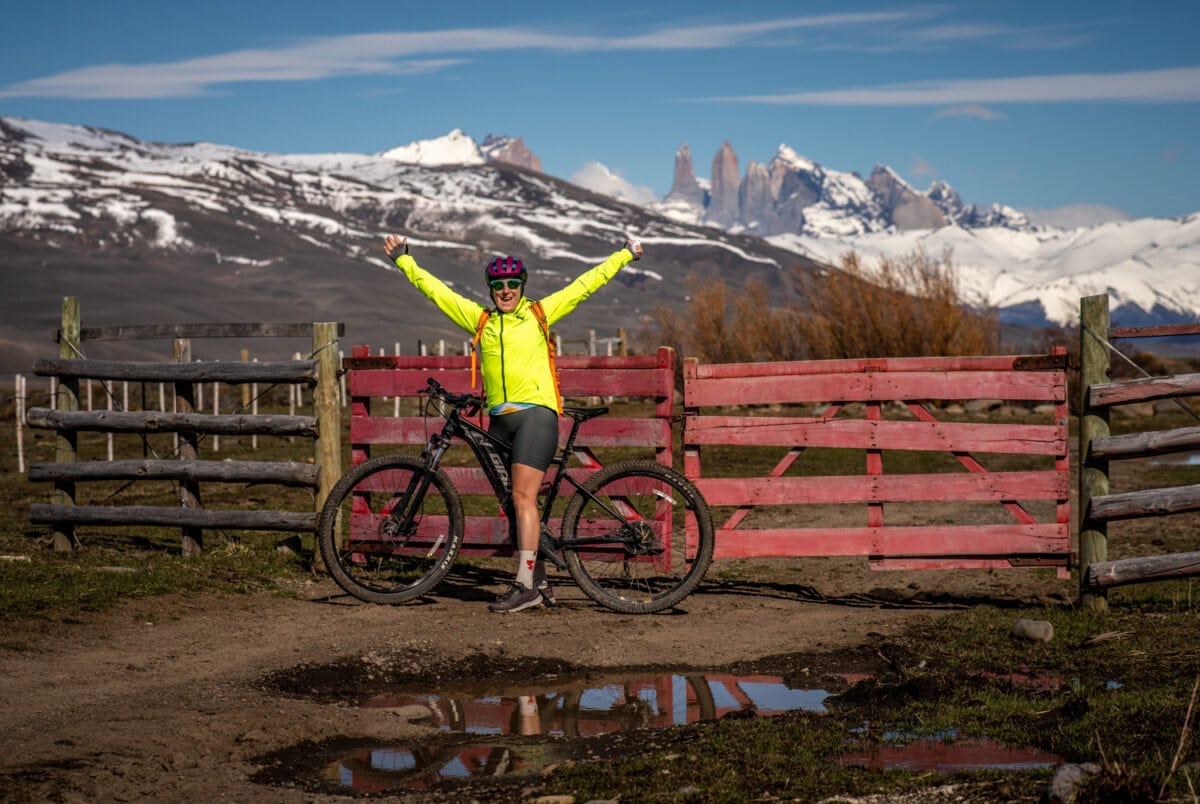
[485,255,527,284]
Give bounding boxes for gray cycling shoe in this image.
[533,563,557,607]
[489,583,543,613]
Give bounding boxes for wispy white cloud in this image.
[570,162,658,205]
[0,12,931,99]
[935,103,1006,120]
[703,67,1200,106]
[907,156,937,177]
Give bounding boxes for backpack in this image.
[471,300,562,412]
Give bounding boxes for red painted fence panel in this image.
[682,351,1071,574]
[345,346,676,557]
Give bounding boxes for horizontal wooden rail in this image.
[683,417,1064,454]
[709,523,1067,560]
[1087,373,1200,407]
[687,354,1065,378]
[350,415,671,449]
[695,471,1066,507]
[1089,425,1200,461]
[1087,484,1200,522]
[1110,324,1200,339]
[26,408,317,437]
[1085,551,1200,590]
[685,369,1065,407]
[27,459,318,487]
[56,322,345,342]
[30,504,315,532]
[33,357,317,385]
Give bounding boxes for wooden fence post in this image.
[15,374,26,474]
[174,338,203,556]
[313,322,341,571]
[1079,294,1111,612]
[53,297,80,551]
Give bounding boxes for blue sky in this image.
[2,1,1197,219]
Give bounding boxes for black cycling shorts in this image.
[488,405,559,472]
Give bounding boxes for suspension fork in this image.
[385,431,451,535]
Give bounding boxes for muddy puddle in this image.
[259,666,841,794]
[254,650,1061,796]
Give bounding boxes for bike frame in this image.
[409,394,646,560]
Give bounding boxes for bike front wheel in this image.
[561,461,714,614]
[318,453,464,604]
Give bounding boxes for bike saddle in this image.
[562,406,608,422]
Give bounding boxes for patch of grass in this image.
[0,539,305,618]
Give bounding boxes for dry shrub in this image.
[798,248,999,359]
[645,248,999,364]
[648,277,807,364]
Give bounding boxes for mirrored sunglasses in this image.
[489,278,524,291]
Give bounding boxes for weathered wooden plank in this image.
[1084,551,1200,590]
[59,322,343,342]
[26,408,318,437]
[1111,323,1200,339]
[351,415,670,448]
[348,367,669,399]
[687,355,1048,379]
[1088,373,1200,407]
[683,417,1065,453]
[1090,425,1200,460]
[27,459,318,487]
[344,354,663,371]
[695,471,1067,506]
[710,523,1068,559]
[685,370,1065,407]
[30,504,315,532]
[1087,484,1200,521]
[870,557,1067,571]
[33,357,317,385]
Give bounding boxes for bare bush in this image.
[797,248,999,359]
[643,248,999,363]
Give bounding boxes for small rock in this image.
[1045,761,1101,803]
[1012,618,1055,642]
[385,703,435,720]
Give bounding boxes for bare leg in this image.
[510,462,544,553]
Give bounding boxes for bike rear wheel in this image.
[318,453,464,604]
[561,461,714,614]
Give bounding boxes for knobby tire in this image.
[561,461,714,614]
[318,453,465,604]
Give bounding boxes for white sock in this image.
[516,550,537,589]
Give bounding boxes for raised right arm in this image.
[385,235,485,334]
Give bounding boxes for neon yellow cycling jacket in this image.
[392,248,635,413]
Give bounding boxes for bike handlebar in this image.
[425,377,482,415]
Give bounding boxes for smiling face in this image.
[490,278,524,313]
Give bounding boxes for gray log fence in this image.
[25,297,343,556]
[1077,293,1200,611]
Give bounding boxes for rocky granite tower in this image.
[706,141,740,227]
[664,144,706,208]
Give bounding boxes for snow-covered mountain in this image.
[648,140,1199,329]
[0,118,811,373]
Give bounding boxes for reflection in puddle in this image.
[361,672,831,737]
[837,736,1062,773]
[324,742,528,793]
[325,671,831,793]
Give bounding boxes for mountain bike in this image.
[317,377,714,614]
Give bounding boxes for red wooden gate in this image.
[344,345,676,556]
[681,352,1070,575]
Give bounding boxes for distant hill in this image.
[0,118,818,373]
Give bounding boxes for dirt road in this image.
[0,560,1072,801]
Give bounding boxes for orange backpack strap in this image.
[470,309,490,389]
[529,301,562,413]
